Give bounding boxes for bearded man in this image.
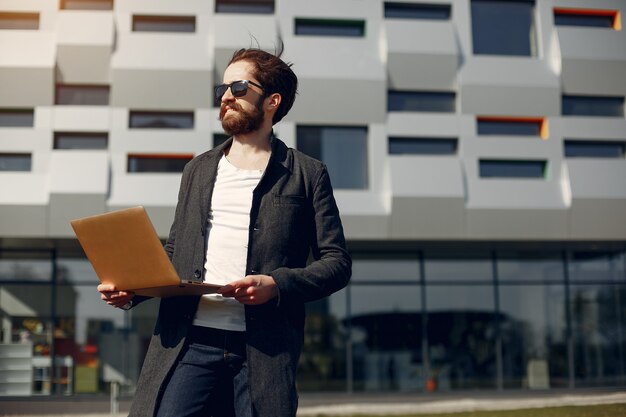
[98,47,352,417]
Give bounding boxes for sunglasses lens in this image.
[230,81,248,97]
[215,85,227,100]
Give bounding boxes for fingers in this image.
[218,275,276,305]
[97,284,134,308]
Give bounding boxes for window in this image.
[0,12,39,30]
[215,0,274,14]
[53,132,108,150]
[294,18,365,37]
[477,116,548,139]
[127,154,193,173]
[564,140,626,158]
[388,91,455,112]
[55,85,110,106]
[554,8,621,29]
[129,111,194,129]
[471,0,536,56]
[297,126,368,189]
[132,15,196,33]
[479,159,547,178]
[213,133,230,148]
[388,137,457,155]
[0,153,31,171]
[60,0,113,10]
[0,109,34,127]
[384,2,451,20]
[562,95,625,117]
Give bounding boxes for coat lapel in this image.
[198,138,232,224]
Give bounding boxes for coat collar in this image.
[197,132,290,222]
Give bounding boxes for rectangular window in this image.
[554,8,621,30]
[55,85,110,106]
[471,0,536,56]
[477,116,548,139]
[0,12,39,30]
[0,109,34,127]
[132,15,196,33]
[127,154,193,173]
[53,132,108,150]
[388,137,457,155]
[213,134,230,148]
[294,18,365,37]
[60,0,113,10]
[215,0,274,14]
[129,111,194,129]
[297,126,368,189]
[562,95,625,117]
[479,159,547,179]
[384,2,451,20]
[564,140,626,158]
[388,91,455,112]
[0,153,31,171]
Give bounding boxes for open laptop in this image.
[70,206,220,298]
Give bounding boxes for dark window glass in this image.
[60,0,113,10]
[0,109,34,127]
[477,119,542,136]
[215,0,274,14]
[127,154,192,173]
[0,12,39,30]
[569,251,625,283]
[55,85,110,106]
[129,111,194,129]
[213,134,230,148]
[53,132,108,150]
[297,125,368,189]
[471,0,535,56]
[564,140,626,158]
[384,2,451,19]
[479,159,546,178]
[426,285,497,389]
[388,137,457,155]
[0,153,32,171]
[388,91,455,112]
[295,18,365,37]
[562,95,625,117]
[554,10,615,28]
[132,15,196,33]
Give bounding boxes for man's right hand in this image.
[98,284,134,309]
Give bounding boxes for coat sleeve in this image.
[270,165,352,304]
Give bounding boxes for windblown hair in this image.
[228,45,298,125]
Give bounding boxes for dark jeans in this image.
[156,326,251,417]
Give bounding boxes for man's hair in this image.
[228,46,298,125]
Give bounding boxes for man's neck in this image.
[225,127,272,171]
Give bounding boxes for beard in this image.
[219,97,264,136]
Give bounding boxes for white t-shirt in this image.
[193,155,263,331]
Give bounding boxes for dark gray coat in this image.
[128,136,351,417]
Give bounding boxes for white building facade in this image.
[0,0,625,396]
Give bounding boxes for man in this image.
[98,47,352,417]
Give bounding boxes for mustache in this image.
[219,103,242,120]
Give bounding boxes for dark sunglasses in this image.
[215,80,264,102]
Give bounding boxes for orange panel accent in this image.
[128,153,194,160]
[477,116,549,140]
[553,7,621,30]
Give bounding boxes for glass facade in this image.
[1,244,625,396]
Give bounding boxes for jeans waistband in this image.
[187,325,247,357]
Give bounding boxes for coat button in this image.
[194,270,201,279]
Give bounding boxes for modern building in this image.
[1,0,625,397]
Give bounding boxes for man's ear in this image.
[266,93,282,111]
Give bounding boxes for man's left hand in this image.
[218,274,278,305]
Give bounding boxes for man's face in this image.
[219,60,265,136]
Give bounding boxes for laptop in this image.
[70,206,220,298]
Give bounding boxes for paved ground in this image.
[1,389,626,416]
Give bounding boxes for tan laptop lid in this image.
[70,206,218,297]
